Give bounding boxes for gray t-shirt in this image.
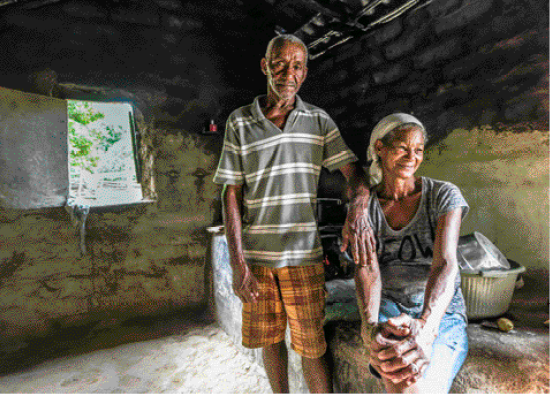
[368,176,469,319]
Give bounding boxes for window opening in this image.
[68,100,143,207]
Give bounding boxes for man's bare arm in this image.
[222,184,259,303]
[339,162,376,267]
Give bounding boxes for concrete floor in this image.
[0,314,271,393]
[1,269,547,393]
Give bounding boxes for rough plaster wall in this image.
[418,127,549,269]
[0,125,221,345]
[0,0,232,346]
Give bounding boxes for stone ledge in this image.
[326,270,549,393]
[327,320,549,393]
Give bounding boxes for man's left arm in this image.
[339,162,376,267]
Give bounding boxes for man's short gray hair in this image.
[265,34,309,64]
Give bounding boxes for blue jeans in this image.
[371,298,469,393]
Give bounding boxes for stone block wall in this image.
[301,0,549,160]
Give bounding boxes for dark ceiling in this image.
[242,0,434,59]
[1,0,434,59]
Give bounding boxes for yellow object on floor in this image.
[497,317,514,332]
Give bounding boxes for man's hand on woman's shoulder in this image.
[340,201,376,268]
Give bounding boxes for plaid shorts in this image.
[241,263,327,359]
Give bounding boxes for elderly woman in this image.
[354,113,469,393]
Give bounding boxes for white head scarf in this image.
[367,113,425,186]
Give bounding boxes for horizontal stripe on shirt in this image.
[245,193,317,209]
[245,163,321,183]
[325,129,340,144]
[236,133,325,156]
[221,140,241,154]
[230,115,259,129]
[246,222,318,234]
[323,150,356,168]
[296,111,332,120]
[215,168,244,178]
[243,246,323,261]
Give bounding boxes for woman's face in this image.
[375,126,425,180]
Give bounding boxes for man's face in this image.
[261,41,308,101]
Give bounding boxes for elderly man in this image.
[213,34,373,393]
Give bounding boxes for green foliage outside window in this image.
[68,101,123,173]
[68,100,141,205]
[68,101,104,174]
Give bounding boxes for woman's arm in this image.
[420,207,463,335]
[379,208,463,385]
[355,254,382,343]
[358,256,416,384]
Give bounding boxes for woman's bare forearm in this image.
[420,209,463,334]
[355,258,382,325]
[421,262,458,333]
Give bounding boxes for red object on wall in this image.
[209,119,217,132]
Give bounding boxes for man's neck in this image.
[263,93,297,111]
[260,94,298,130]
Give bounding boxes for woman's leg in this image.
[379,312,468,393]
[415,314,468,393]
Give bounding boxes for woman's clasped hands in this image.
[365,313,438,387]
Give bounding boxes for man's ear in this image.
[260,58,267,76]
[374,140,384,155]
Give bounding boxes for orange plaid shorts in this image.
[241,263,327,359]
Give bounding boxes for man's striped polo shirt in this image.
[213,95,357,268]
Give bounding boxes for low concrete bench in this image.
[210,231,549,393]
[327,316,549,393]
